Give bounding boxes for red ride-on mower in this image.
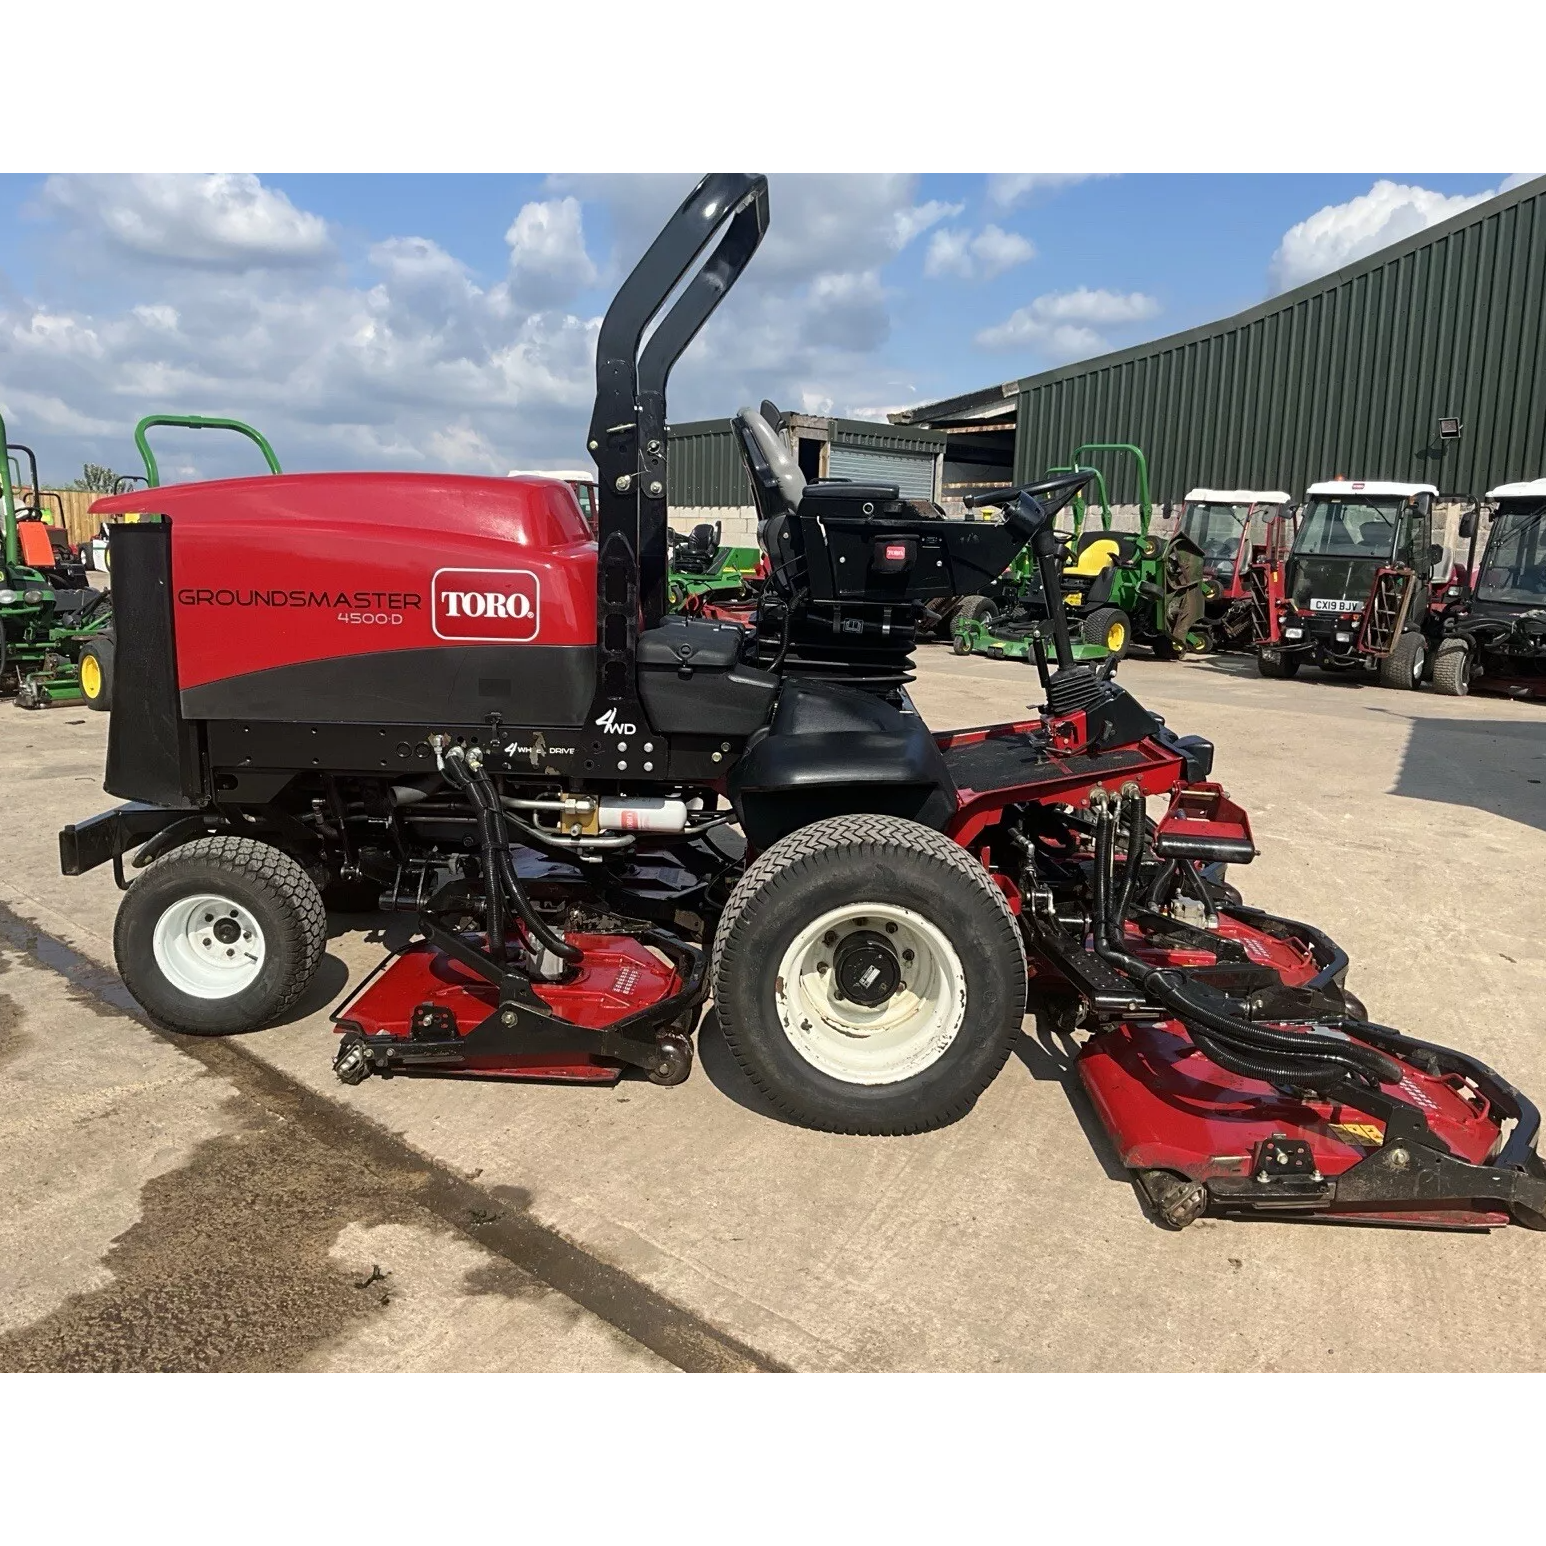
[57,175,1546,1231]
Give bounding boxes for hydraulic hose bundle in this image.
[1086,785,1400,1092]
[434,739,582,968]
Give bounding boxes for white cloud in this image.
[41,173,333,267]
[1500,173,1541,192]
[893,199,963,249]
[1268,179,1494,292]
[2,173,948,484]
[925,224,1035,280]
[503,196,598,308]
[987,174,1096,209]
[975,287,1161,361]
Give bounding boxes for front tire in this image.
[114,836,327,1035]
[78,636,114,711]
[1378,631,1427,691]
[711,815,1026,1134]
[1081,605,1130,660]
[1431,636,1471,696]
[1257,647,1300,679]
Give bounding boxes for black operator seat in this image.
[730,403,807,593]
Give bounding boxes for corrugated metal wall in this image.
[829,421,946,459]
[1010,176,1546,503]
[667,419,754,507]
[667,417,946,505]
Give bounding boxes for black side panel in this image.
[104,523,201,808]
[180,645,595,726]
[728,682,957,850]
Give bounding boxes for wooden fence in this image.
[7,488,114,548]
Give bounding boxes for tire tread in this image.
[115,835,326,1034]
[711,815,1025,1134]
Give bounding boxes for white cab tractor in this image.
[1256,479,1458,689]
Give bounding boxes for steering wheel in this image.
[965,471,1096,551]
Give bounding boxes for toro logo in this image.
[431,568,541,642]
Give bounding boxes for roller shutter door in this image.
[827,444,937,500]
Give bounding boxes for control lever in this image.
[1007,491,1076,673]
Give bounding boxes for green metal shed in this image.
[894,175,1546,505]
[668,412,946,507]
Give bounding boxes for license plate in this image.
[1311,597,1363,613]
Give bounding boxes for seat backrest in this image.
[730,405,807,590]
[18,521,57,568]
[731,406,804,513]
[1069,535,1121,577]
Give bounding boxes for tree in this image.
[71,464,121,493]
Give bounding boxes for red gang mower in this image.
[59,175,1546,1232]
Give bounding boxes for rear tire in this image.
[1081,606,1130,660]
[1378,631,1426,691]
[114,836,327,1035]
[711,815,1026,1134]
[78,635,114,711]
[1431,637,1471,696]
[1257,647,1299,679]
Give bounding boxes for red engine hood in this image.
[104,472,600,696]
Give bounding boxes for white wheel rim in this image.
[152,893,267,1000]
[774,902,967,1085]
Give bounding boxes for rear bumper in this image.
[58,802,186,875]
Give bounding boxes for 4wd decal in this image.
[431,568,541,642]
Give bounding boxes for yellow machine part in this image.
[1067,537,1120,577]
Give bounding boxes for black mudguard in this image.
[727,681,957,850]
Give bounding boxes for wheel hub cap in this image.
[833,931,902,1007]
[775,903,967,1086]
[152,893,266,1000]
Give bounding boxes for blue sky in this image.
[0,172,1527,485]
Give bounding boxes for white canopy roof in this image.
[1183,488,1291,505]
[508,468,596,482]
[1486,478,1546,500]
[1305,480,1438,498]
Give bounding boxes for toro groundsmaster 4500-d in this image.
[58,175,1546,1232]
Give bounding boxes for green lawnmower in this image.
[950,473,1112,664]
[666,520,764,612]
[2,413,117,710]
[1053,443,1203,660]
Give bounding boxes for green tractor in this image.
[2,413,116,710]
[1052,443,1202,660]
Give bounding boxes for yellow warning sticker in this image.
[1329,1121,1384,1147]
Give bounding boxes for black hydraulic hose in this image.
[1144,857,1178,912]
[1086,800,1400,1089]
[495,846,582,965]
[440,750,582,965]
[1109,788,1145,937]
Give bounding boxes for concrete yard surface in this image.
[2,649,1544,1371]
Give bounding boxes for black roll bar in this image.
[583,173,768,773]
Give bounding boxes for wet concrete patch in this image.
[0,1096,418,1372]
[0,902,770,1372]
